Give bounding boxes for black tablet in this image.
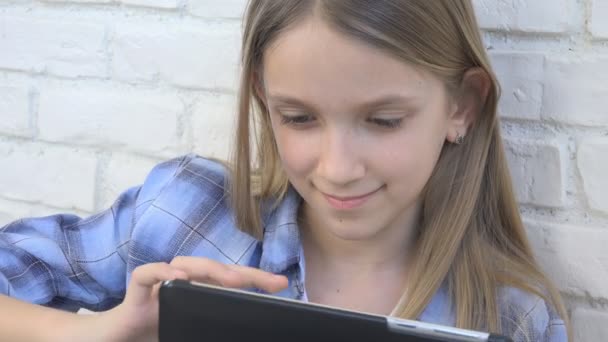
[158,279,512,342]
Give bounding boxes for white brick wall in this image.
[0,142,98,211]
[572,308,608,341]
[475,0,578,33]
[0,85,31,137]
[112,23,241,89]
[543,55,608,126]
[526,220,608,300]
[492,52,544,121]
[578,139,608,214]
[38,85,185,154]
[504,139,566,208]
[0,0,606,339]
[0,16,107,78]
[589,0,608,39]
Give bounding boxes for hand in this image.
[92,257,288,342]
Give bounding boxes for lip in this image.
[322,188,381,210]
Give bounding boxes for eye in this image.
[368,117,403,129]
[279,114,316,126]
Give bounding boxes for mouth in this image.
[322,187,381,210]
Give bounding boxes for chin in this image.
[327,220,383,241]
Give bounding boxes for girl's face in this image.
[262,17,459,242]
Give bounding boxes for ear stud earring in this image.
[455,133,465,145]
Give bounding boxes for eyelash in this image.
[279,115,403,129]
[280,115,313,126]
[368,117,403,129]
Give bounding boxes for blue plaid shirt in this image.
[0,154,566,341]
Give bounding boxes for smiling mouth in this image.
[322,188,381,210]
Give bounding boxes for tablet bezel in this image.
[158,279,511,342]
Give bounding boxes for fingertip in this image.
[274,274,288,283]
[270,275,289,293]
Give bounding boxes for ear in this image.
[447,67,491,143]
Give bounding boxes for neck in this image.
[299,201,420,276]
[299,202,420,315]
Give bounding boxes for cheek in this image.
[378,140,420,180]
[378,129,445,186]
[273,127,318,177]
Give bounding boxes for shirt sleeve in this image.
[543,317,567,342]
[509,297,568,342]
[0,155,191,312]
[499,286,569,342]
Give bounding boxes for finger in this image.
[226,264,289,293]
[170,256,248,287]
[170,257,288,293]
[128,262,188,306]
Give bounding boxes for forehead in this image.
[262,16,442,107]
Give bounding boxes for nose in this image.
[316,126,366,186]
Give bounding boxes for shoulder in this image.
[134,153,234,222]
[137,153,229,204]
[497,286,567,342]
[129,154,261,266]
[132,153,231,219]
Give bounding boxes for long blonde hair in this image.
[229,0,569,336]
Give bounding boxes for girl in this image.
[0,1,569,341]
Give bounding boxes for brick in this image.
[112,24,241,90]
[99,153,160,210]
[472,0,576,33]
[572,308,608,342]
[42,0,112,3]
[38,86,183,154]
[525,220,608,300]
[0,198,91,228]
[191,93,237,160]
[577,138,608,214]
[189,0,248,18]
[120,0,179,9]
[542,55,608,126]
[589,0,608,39]
[0,85,31,137]
[490,52,544,120]
[0,17,106,78]
[0,142,97,212]
[44,0,178,6]
[504,140,565,208]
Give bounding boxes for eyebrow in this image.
[267,94,418,112]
